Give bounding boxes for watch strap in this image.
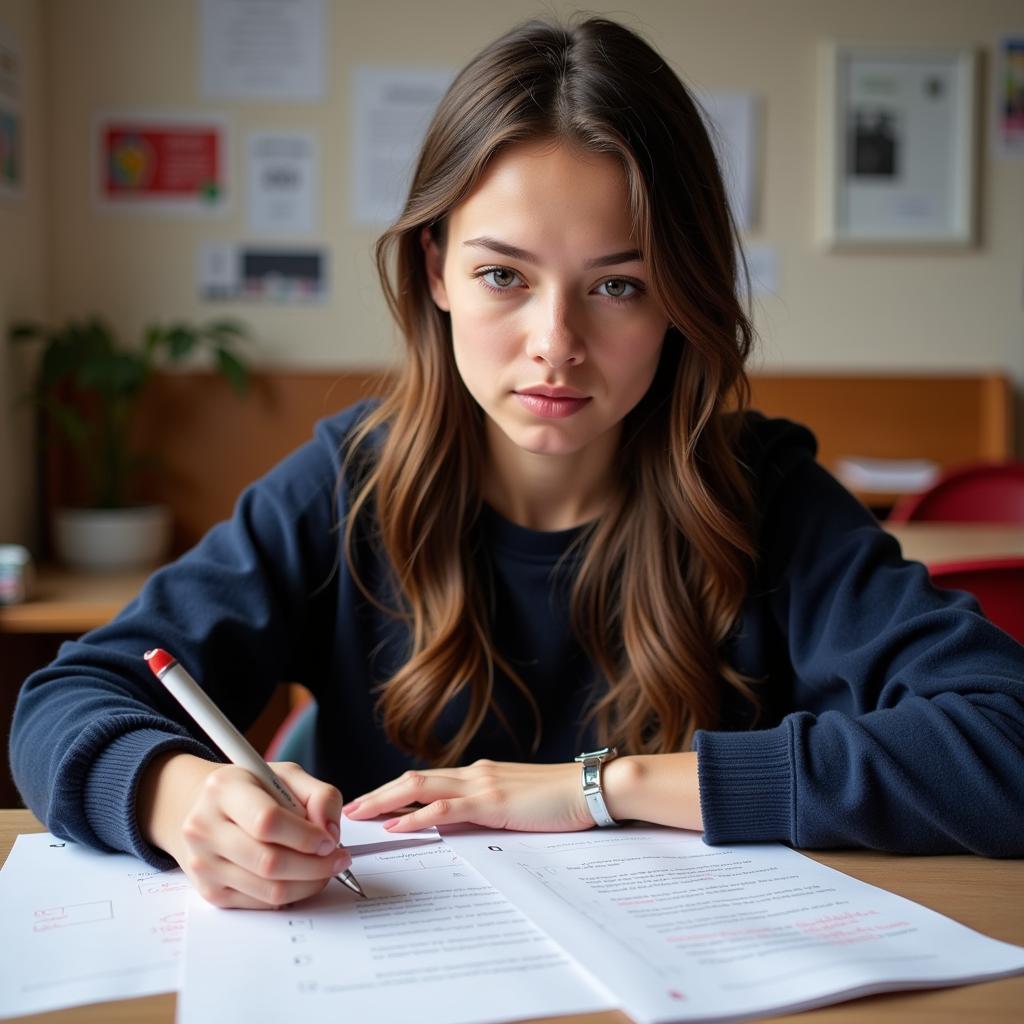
[575,747,619,827]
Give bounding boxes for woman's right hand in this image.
[137,751,350,910]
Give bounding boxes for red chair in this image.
[929,556,1024,643]
[889,462,1024,523]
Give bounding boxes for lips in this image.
[514,387,591,419]
[516,385,588,399]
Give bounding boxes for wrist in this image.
[137,751,219,859]
[601,752,703,831]
[599,755,642,823]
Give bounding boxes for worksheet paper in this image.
[0,832,186,1019]
[178,841,615,1024]
[443,827,1024,1023]
[0,819,438,1020]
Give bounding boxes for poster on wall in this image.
[198,240,328,302]
[994,35,1024,157]
[95,114,229,215]
[247,132,318,235]
[351,66,455,226]
[200,0,325,102]
[818,44,976,247]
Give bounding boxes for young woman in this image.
[11,16,1024,911]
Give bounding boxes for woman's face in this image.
[423,140,670,463]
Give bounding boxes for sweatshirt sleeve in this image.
[9,412,357,868]
[695,424,1024,857]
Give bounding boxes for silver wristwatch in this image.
[574,746,619,827]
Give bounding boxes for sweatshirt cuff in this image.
[694,722,795,845]
[83,728,218,869]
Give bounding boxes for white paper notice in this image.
[247,132,318,235]
[351,66,455,226]
[178,841,614,1024]
[200,0,325,101]
[443,827,1024,1024]
[700,92,759,231]
[0,832,187,1019]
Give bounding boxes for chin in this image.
[506,422,590,456]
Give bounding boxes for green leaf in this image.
[37,334,82,392]
[84,317,115,353]
[143,324,163,357]
[215,347,249,394]
[39,394,92,450]
[165,324,199,361]
[77,351,147,397]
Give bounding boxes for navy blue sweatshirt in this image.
[10,401,1024,866]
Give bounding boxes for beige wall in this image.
[13,0,1024,463]
[0,0,46,547]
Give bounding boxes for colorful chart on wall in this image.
[94,113,229,216]
[994,35,1024,157]
[198,241,328,303]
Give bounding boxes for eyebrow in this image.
[462,236,643,270]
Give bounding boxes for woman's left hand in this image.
[341,760,596,833]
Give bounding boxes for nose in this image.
[525,292,585,369]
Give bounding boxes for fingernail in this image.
[332,854,350,872]
[382,818,400,830]
[318,839,334,856]
[342,800,359,813]
[327,822,340,842]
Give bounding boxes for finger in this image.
[218,823,352,883]
[195,855,333,910]
[212,769,338,856]
[344,772,468,819]
[344,766,465,806]
[273,762,345,845]
[383,795,505,832]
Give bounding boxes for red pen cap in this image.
[144,648,177,677]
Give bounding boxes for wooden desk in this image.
[0,567,148,634]
[886,523,1024,565]
[1,809,1021,1024]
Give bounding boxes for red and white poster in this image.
[96,114,229,214]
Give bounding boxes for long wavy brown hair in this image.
[344,15,758,766]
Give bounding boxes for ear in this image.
[420,225,450,312]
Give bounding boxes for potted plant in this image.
[10,316,251,572]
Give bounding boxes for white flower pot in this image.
[54,505,172,573]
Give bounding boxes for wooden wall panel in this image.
[132,370,389,552]
[45,369,1014,553]
[747,373,1012,471]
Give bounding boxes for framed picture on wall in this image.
[817,43,977,248]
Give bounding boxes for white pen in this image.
[143,647,365,898]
